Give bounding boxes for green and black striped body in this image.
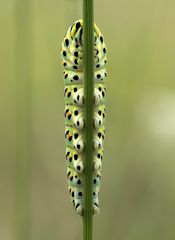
[61,19,107,216]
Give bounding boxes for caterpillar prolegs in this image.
[61,20,107,216]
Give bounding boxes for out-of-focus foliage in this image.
[0,0,175,239]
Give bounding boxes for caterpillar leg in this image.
[93,148,103,172]
[64,85,84,106]
[76,202,84,216]
[93,203,100,215]
[66,147,84,173]
[94,84,106,105]
[65,126,84,152]
[93,126,105,150]
[92,186,100,215]
[93,104,106,129]
[67,168,84,216]
[69,186,84,216]
[67,167,83,188]
[65,105,84,130]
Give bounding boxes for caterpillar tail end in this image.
[76,205,100,216]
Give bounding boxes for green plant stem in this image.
[83,1,94,240]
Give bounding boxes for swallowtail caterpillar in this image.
[61,19,107,216]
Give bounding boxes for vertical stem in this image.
[14,0,33,239]
[83,1,94,240]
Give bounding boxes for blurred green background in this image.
[1,0,175,239]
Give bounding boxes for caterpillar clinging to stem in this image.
[61,19,107,216]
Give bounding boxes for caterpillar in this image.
[61,19,107,216]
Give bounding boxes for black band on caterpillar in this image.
[61,19,107,216]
